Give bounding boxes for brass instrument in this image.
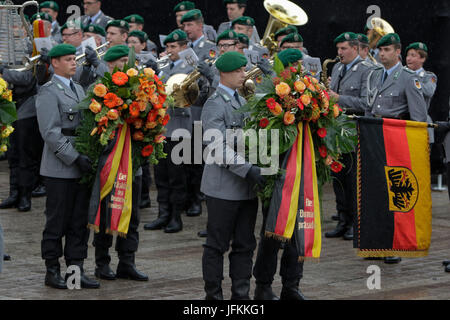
[261,0,308,55]
[0,1,39,70]
[75,42,110,66]
[238,60,274,99]
[321,56,340,90]
[156,54,172,70]
[367,17,395,63]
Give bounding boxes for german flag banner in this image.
[88,123,133,237]
[265,122,322,260]
[356,117,432,258]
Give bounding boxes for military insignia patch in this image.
[344,33,350,40]
[262,53,269,59]
[431,77,437,84]
[131,17,136,23]
[180,4,185,10]
[173,33,179,40]
[120,21,125,27]
[384,166,419,213]
[414,79,422,89]
[209,50,216,58]
[255,76,262,84]
[89,26,94,32]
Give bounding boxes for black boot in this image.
[144,203,170,230]
[331,212,340,221]
[384,257,402,264]
[325,220,347,238]
[343,226,354,240]
[95,246,114,280]
[254,284,279,300]
[164,207,183,233]
[95,264,116,280]
[17,187,32,212]
[231,279,251,300]
[205,281,223,300]
[45,260,67,289]
[32,183,46,198]
[280,280,306,300]
[0,188,19,209]
[116,254,149,281]
[186,199,202,217]
[197,230,207,238]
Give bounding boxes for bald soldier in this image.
[173,1,217,42]
[201,51,264,300]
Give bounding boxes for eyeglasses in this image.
[62,31,80,37]
[218,43,236,49]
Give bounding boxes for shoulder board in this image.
[205,40,215,46]
[361,60,373,68]
[219,92,231,102]
[42,81,53,88]
[403,66,415,74]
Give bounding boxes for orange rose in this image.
[145,121,158,129]
[269,102,283,116]
[333,104,340,118]
[294,81,306,93]
[126,68,138,77]
[144,68,155,78]
[112,71,129,86]
[89,99,102,114]
[159,114,170,126]
[133,118,144,129]
[93,84,108,97]
[158,108,166,117]
[275,82,291,98]
[300,94,311,106]
[107,109,119,120]
[283,111,295,125]
[104,93,119,108]
[133,131,144,141]
[308,83,316,92]
[147,109,158,122]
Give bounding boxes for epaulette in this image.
[361,60,373,68]
[403,66,415,74]
[218,92,231,103]
[42,81,53,87]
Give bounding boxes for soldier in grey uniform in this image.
[357,33,380,67]
[173,1,217,43]
[326,32,373,241]
[405,42,438,143]
[232,16,268,60]
[201,51,264,300]
[217,0,260,45]
[124,14,158,57]
[144,30,193,234]
[36,44,99,289]
[366,33,428,264]
[39,1,63,44]
[61,20,85,56]
[81,0,113,30]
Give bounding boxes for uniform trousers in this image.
[5,122,19,194]
[202,196,258,283]
[41,177,90,265]
[93,175,142,266]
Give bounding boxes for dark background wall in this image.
[16,0,450,121]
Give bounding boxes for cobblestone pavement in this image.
[0,160,449,300]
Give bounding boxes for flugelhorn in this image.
[75,42,110,65]
[156,54,172,70]
[238,60,274,99]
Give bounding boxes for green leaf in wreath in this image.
[0,100,17,124]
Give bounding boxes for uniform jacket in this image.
[191,36,217,62]
[203,24,217,43]
[51,21,63,44]
[217,21,260,44]
[201,86,257,201]
[36,75,85,179]
[81,11,114,30]
[330,57,373,114]
[2,69,37,120]
[416,69,438,143]
[366,63,427,122]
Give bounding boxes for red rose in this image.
[141,144,154,157]
[290,67,297,73]
[259,118,269,128]
[331,161,343,173]
[296,99,304,110]
[319,145,327,158]
[317,127,327,138]
[266,98,276,110]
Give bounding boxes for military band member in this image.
[83,24,107,47]
[36,44,99,289]
[173,1,217,43]
[274,25,298,48]
[106,20,129,48]
[93,45,149,282]
[279,32,304,52]
[144,30,193,234]
[232,16,268,60]
[357,33,379,67]
[326,32,372,241]
[39,1,63,44]
[81,0,113,30]
[127,30,154,64]
[201,51,264,300]
[61,20,84,56]
[123,14,158,56]
[365,24,381,63]
[217,0,260,45]
[236,33,249,54]
[252,48,306,301]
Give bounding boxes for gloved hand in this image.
[257,58,273,76]
[197,61,215,84]
[84,46,100,68]
[246,165,266,187]
[0,64,6,74]
[435,121,450,134]
[75,154,93,173]
[144,58,159,75]
[39,48,51,65]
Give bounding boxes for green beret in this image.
[164,29,187,45]
[280,32,304,47]
[61,19,84,32]
[237,33,249,45]
[106,20,129,32]
[357,33,369,44]
[216,51,247,72]
[232,16,255,27]
[180,9,203,24]
[406,42,428,53]
[216,29,238,44]
[274,25,297,39]
[277,48,303,67]
[377,33,401,48]
[39,1,59,12]
[128,30,148,43]
[83,24,106,37]
[334,32,358,45]
[48,44,76,58]
[31,12,53,23]
[123,14,145,25]
[103,45,130,62]
[224,0,247,4]
[173,1,195,12]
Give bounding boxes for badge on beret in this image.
[131,17,136,23]
[414,79,422,89]
[120,21,126,27]
[50,3,54,8]
[391,36,395,42]
[173,33,179,40]
[246,18,251,25]
[229,31,234,38]
[294,34,299,41]
[180,4,185,10]
[89,26,94,32]
[345,33,350,40]
[419,43,424,49]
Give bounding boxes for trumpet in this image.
[75,42,109,65]
[156,54,172,70]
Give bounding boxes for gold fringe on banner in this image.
[264,231,291,242]
[357,249,429,258]
[87,224,100,233]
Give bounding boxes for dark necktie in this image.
[234,92,242,107]
[337,66,347,92]
[169,62,174,70]
[381,71,388,85]
[70,80,78,99]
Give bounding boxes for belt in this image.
[61,128,76,136]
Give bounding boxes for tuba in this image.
[261,0,308,55]
[367,17,395,50]
[0,1,39,70]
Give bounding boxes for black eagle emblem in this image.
[386,168,417,211]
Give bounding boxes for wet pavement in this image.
[0,160,449,300]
